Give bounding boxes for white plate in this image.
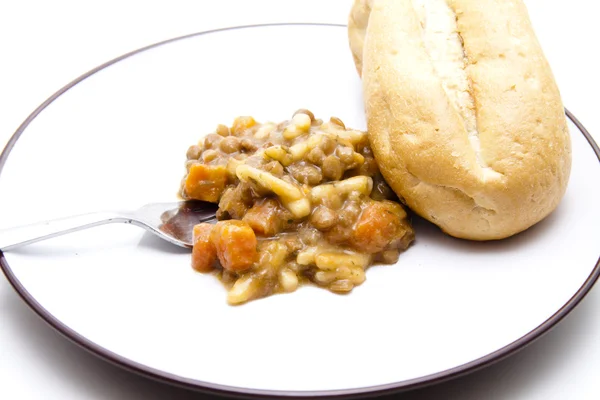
[1,23,599,398]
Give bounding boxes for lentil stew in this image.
[180,110,414,304]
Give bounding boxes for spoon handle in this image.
[0,212,126,251]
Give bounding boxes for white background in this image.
[1,0,599,399]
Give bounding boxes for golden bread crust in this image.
[352,0,571,240]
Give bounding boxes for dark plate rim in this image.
[1,22,598,400]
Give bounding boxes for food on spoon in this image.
[180,110,414,304]
[348,0,571,240]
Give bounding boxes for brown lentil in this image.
[204,133,222,150]
[330,116,346,129]
[307,147,326,165]
[319,135,337,155]
[219,136,241,154]
[322,155,344,180]
[240,138,258,152]
[186,145,202,160]
[288,163,322,186]
[310,206,338,230]
[339,201,362,225]
[299,227,322,246]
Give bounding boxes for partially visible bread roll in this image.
[348,0,372,76]
[348,0,571,240]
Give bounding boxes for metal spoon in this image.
[0,201,218,251]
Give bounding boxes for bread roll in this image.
[348,0,571,240]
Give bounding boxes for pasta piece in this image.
[264,145,293,167]
[315,252,372,271]
[289,134,324,161]
[236,164,310,218]
[236,165,303,200]
[297,246,319,265]
[311,176,373,201]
